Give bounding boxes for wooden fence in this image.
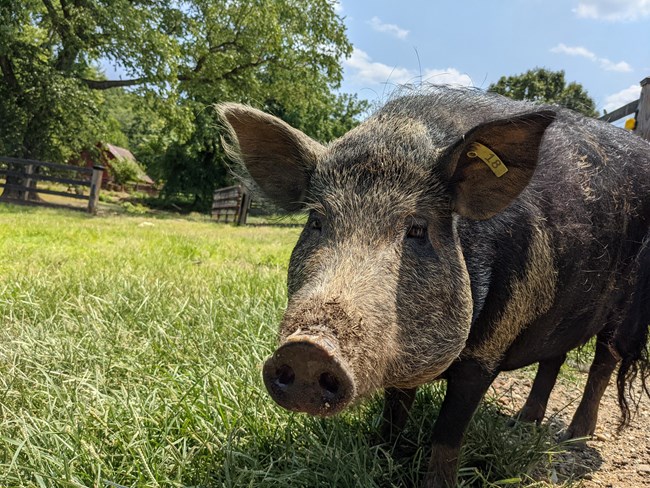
[0,156,104,213]
[211,185,250,225]
[600,76,650,141]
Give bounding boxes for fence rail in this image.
[0,155,93,174]
[0,156,104,213]
[211,185,250,225]
[599,99,639,123]
[600,76,649,142]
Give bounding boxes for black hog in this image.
[218,86,650,487]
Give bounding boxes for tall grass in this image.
[0,205,566,487]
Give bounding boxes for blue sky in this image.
[335,0,650,116]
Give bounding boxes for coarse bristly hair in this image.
[616,234,650,429]
[216,84,650,431]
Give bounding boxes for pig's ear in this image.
[217,103,325,211]
[444,110,556,220]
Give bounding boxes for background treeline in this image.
[0,1,599,212]
[0,0,368,211]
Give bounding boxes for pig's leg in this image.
[517,354,566,423]
[426,360,496,488]
[563,337,619,440]
[380,387,417,443]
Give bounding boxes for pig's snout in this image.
[262,334,355,416]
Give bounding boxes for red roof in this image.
[105,143,136,161]
[103,143,155,185]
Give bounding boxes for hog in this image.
[217,86,650,487]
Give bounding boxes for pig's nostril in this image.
[275,364,295,387]
[319,371,340,395]
[263,338,355,416]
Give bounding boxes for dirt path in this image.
[491,368,650,487]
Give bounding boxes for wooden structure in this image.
[79,143,156,193]
[637,77,650,141]
[0,156,104,213]
[600,76,650,142]
[211,185,250,225]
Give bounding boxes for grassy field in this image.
[0,204,569,487]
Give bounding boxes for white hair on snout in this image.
[281,238,405,398]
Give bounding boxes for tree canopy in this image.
[0,0,367,208]
[488,68,599,117]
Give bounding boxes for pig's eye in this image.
[309,216,323,232]
[406,223,427,239]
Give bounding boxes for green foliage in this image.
[0,0,368,209]
[156,122,232,210]
[109,155,145,186]
[102,90,170,169]
[488,68,599,117]
[120,201,150,214]
[0,205,572,487]
[0,1,136,160]
[265,92,367,142]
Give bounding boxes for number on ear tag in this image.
[466,142,508,177]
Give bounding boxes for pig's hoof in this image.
[561,417,597,444]
[508,405,544,426]
[559,428,591,445]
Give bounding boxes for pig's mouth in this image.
[262,333,357,416]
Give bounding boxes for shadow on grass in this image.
[0,200,89,213]
[213,399,428,488]
[211,383,583,487]
[246,223,304,228]
[532,412,604,486]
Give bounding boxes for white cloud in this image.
[344,49,412,85]
[332,1,343,14]
[573,0,650,21]
[343,48,472,87]
[420,68,474,86]
[550,43,632,72]
[599,59,633,72]
[367,16,409,40]
[603,84,642,112]
[551,44,598,60]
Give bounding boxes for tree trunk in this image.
[0,113,46,202]
[0,166,43,202]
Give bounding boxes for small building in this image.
[80,143,157,194]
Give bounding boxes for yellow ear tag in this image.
[466,142,508,177]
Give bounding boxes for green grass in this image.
[0,204,568,487]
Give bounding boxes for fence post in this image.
[88,165,104,214]
[636,77,650,141]
[22,164,33,201]
[237,187,250,226]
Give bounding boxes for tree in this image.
[488,68,599,117]
[108,156,145,188]
[145,0,369,210]
[0,0,366,206]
